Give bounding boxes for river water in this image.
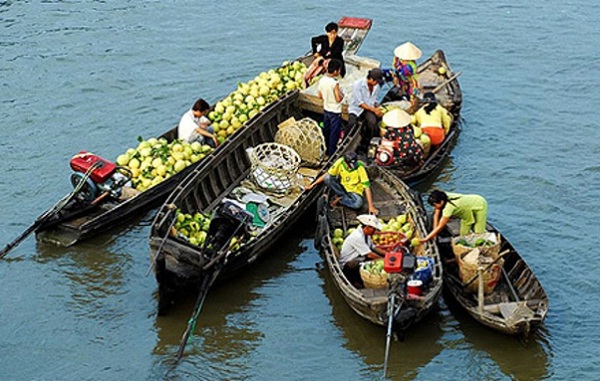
[1,1,599,380]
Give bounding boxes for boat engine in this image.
[69,151,132,202]
[202,200,254,259]
[384,246,418,331]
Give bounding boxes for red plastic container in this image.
[407,280,423,296]
[70,151,116,184]
[384,251,403,273]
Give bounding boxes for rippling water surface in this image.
[1,1,599,380]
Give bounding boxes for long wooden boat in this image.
[314,166,443,334]
[437,219,549,336]
[369,49,463,185]
[149,90,363,313]
[30,17,372,247]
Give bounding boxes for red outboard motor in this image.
[69,151,131,202]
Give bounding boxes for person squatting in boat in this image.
[339,214,387,288]
[411,92,453,146]
[420,190,488,243]
[177,98,219,148]
[375,108,424,167]
[303,21,346,88]
[306,152,378,215]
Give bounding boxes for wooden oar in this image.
[383,292,399,378]
[172,215,250,365]
[432,71,462,94]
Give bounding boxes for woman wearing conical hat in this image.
[375,108,424,168]
[392,42,422,106]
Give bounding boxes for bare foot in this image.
[330,196,342,207]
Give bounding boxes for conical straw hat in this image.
[394,42,422,60]
[382,109,412,128]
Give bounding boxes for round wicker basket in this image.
[275,117,325,166]
[247,142,301,194]
[359,261,388,289]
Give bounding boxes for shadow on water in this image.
[318,265,445,380]
[152,208,317,379]
[442,290,553,380]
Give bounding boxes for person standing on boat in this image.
[317,59,344,157]
[348,68,385,154]
[339,214,387,288]
[420,190,488,242]
[303,21,346,87]
[306,151,378,215]
[412,92,453,146]
[376,108,424,167]
[178,98,219,148]
[391,42,422,107]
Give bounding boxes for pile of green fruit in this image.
[455,237,495,248]
[362,259,387,275]
[115,137,214,192]
[170,210,212,247]
[207,61,307,141]
[374,214,417,244]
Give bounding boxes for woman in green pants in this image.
[420,190,488,242]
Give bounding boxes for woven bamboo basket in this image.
[275,117,326,167]
[247,143,301,194]
[452,232,501,260]
[359,260,388,289]
[458,248,504,294]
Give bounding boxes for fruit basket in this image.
[372,231,407,251]
[451,232,501,259]
[360,260,388,289]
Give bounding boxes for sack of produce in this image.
[457,248,503,294]
[452,232,501,260]
[360,260,388,289]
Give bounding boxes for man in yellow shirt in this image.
[306,152,378,214]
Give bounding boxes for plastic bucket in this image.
[407,280,423,296]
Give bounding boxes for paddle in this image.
[431,71,462,94]
[383,292,399,378]
[172,214,250,365]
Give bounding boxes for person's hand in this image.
[305,182,315,190]
[213,136,219,147]
[374,107,383,118]
[369,206,379,215]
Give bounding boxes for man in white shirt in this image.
[348,68,385,154]
[339,214,387,287]
[178,98,218,147]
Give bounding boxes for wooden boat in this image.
[314,166,443,333]
[437,219,549,336]
[28,17,372,248]
[368,49,463,185]
[149,90,363,314]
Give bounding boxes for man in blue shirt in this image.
[348,68,385,154]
